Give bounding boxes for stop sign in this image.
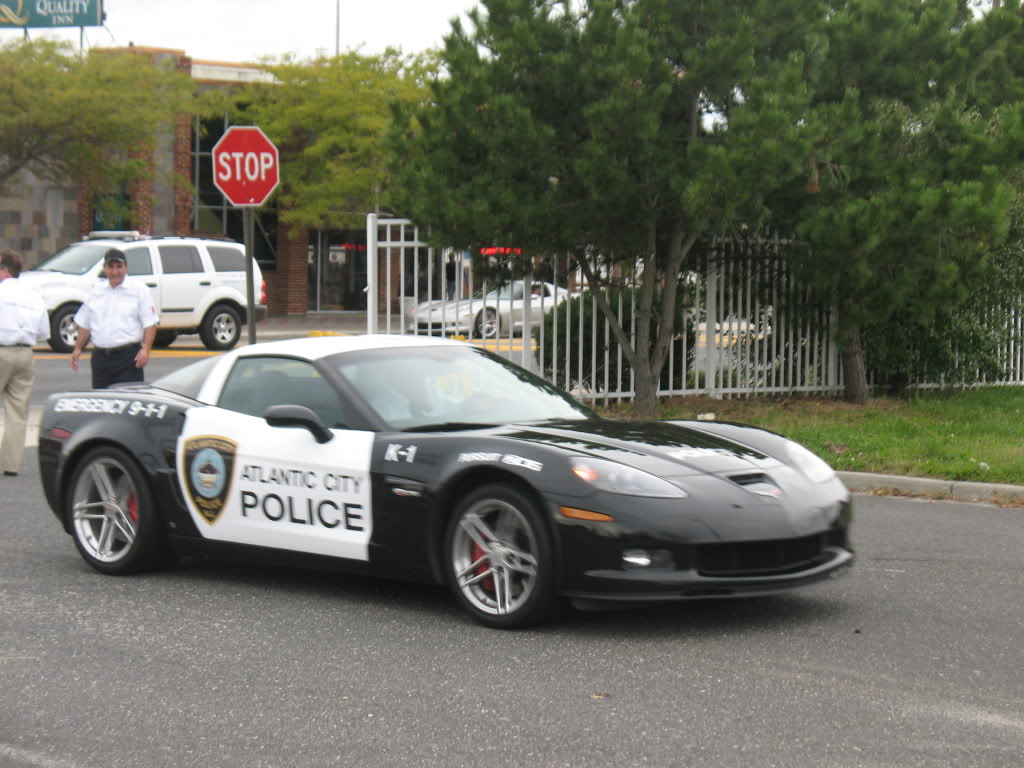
[211,126,280,207]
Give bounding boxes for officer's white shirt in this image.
[73,277,158,349]
[0,276,50,346]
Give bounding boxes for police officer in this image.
[0,248,50,476]
[70,248,158,389]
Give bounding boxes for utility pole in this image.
[335,0,340,55]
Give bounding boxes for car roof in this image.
[232,333,464,362]
[79,236,243,247]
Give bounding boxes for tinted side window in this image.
[123,247,153,276]
[158,245,204,274]
[207,245,246,273]
[218,357,348,428]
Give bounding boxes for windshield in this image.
[331,344,594,430]
[34,243,109,275]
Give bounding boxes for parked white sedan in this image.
[406,281,572,338]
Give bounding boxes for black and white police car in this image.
[38,335,853,628]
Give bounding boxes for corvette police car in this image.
[38,335,853,628]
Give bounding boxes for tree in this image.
[389,0,818,416]
[0,39,193,193]
[862,2,1024,394]
[773,0,1023,402]
[214,51,435,230]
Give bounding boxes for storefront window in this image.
[308,230,368,312]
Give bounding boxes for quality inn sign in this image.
[0,0,103,28]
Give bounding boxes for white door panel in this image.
[177,407,375,561]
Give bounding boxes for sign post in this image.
[211,126,279,346]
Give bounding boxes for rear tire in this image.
[473,308,499,340]
[65,446,171,575]
[445,483,558,628]
[199,304,241,350]
[48,304,80,353]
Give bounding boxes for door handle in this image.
[146,282,157,287]
[200,281,211,286]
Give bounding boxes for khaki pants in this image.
[0,346,33,474]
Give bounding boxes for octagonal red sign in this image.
[211,126,280,207]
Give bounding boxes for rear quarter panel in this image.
[38,390,195,534]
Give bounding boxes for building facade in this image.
[2,46,370,317]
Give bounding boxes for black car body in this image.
[38,335,853,627]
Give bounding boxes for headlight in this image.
[570,456,688,498]
[785,441,836,483]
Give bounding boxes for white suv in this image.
[22,233,268,353]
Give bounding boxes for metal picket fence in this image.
[366,215,1024,401]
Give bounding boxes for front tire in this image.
[199,304,241,350]
[66,446,170,575]
[49,304,80,353]
[445,483,558,628]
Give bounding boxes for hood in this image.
[413,297,480,315]
[505,419,782,477]
[19,270,93,291]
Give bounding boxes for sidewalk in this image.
[255,312,370,339]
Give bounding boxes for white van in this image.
[21,233,268,353]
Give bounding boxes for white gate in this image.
[368,215,1024,399]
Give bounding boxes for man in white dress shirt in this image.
[70,248,158,389]
[0,248,50,476]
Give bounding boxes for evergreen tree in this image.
[775,0,1023,401]
[390,0,816,416]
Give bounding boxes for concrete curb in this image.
[838,470,1024,505]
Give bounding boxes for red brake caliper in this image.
[127,494,139,525]
[471,542,494,592]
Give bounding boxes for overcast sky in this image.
[3,0,478,62]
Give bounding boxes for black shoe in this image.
[3,471,16,477]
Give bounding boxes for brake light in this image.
[260,279,267,305]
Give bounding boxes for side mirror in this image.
[263,404,334,444]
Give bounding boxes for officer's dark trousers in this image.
[91,343,143,389]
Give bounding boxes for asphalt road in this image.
[1,448,1022,768]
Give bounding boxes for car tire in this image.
[199,304,241,350]
[445,482,558,628]
[48,304,80,353]
[473,308,499,340]
[153,330,178,348]
[65,446,172,575]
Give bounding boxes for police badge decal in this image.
[183,436,237,524]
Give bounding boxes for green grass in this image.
[599,387,1024,484]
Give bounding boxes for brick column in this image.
[129,156,154,235]
[173,55,194,236]
[269,223,309,315]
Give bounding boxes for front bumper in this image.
[563,545,853,602]
[407,318,470,335]
[552,488,855,602]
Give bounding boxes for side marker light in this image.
[559,506,614,522]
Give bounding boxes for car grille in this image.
[694,532,832,577]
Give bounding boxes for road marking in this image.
[0,744,84,768]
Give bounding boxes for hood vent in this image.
[729,472,783,498]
